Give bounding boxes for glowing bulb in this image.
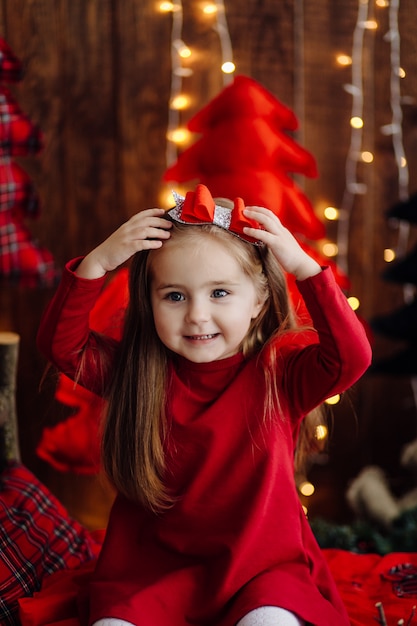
[322,242,338,257]
[315,424,328,440]
[159,1,174,11]
[384,248,396,262]
[167,128,192,144]
[398,67,406,78]
[336,54,352,66]
[348,296,360,311]
[324,206,339,220]
[299,481,315,497]
[202,3,217,14]
[325,394,341,406]
[363,19,378,29]
[401,156,407,168]
[376,0,389,6]
[170,94,190,110]
[179,46,191,59]
[361,151,374,163]
[221,61,235,74]
[350,116,364,129]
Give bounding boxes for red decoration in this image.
[164,75,325,240]
[0,39,56,286]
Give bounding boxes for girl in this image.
[37,183,371,626]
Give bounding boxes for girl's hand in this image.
[75,208,172,279]
[243,206,322,281]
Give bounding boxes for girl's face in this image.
[149,234,265,363]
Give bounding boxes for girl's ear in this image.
[251,290,269,320]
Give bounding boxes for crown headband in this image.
[168,184,263,245]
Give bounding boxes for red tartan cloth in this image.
[0,211,57,286]
[0,160,39,217]
[0,87,43,157]
[0,39,23,83]
[0,462,103,626]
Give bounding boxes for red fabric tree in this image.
[164,75,350,320]
[0,38,56,286]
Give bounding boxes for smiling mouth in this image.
[186,333,218,340]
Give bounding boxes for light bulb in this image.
[350,116,364,129]
[384,248,396,262]
[322,242,338,257]
[347,296,360,311]
[170,94,190,110]
[324,206,339,221]
[325,394,341,405]
[299,481,315,497]
[221,61,235,74]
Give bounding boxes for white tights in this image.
[92,607,305,626]
[236,607,305,625]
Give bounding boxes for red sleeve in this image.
[37,258,118,397]
[277,267,372,417]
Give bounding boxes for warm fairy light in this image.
[202,2,217,14]
[325,394,341,406]
[336,54,352,66]
[350,116,364,129]
[221,61,235,74]
[324,206,339,220]
[363,19,378,29]
[376,0,389,6]
[401,156,407,167]
[159,1,174,11]
[167,128,192,144]
[384,248,396,262]
[299,481,315,497]
[348,296,360,311]
[361,151,374,163]
[322,242,338,257]
[398,67,406,78]
[315,424,328,440]
[178,45,191,58]
[170,94,190,110]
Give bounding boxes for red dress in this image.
[37,261,372,626]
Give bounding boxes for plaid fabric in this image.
[0,212,57,286]
[0,40,23,83]
[0,461,102,626]
[0,158,39,216]
[0,88,43,157]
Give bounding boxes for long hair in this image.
[102,219,324,511]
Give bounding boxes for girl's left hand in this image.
[243,206,322,281]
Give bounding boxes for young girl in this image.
[37,183,371,626]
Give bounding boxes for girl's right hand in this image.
[75,208,172,279]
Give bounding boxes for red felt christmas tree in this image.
[0,38,56,286]
[164,75,350,319]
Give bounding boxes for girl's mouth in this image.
[186,333,218,340]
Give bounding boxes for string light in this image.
[299,481,315,497]
[384,248,396,262]
[163,0,234,181]
[336,0,373,275]
[325,394,341,406]
[348,296,360,311]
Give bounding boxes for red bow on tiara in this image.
[168,184,262,245]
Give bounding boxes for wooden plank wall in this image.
[0,0,416,528]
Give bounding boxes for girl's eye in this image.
[212,289,228,298]
[166,292,184,302]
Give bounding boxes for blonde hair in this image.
[102,217,324,511]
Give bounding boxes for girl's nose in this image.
[185,299,210,324]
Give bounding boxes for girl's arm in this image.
[37,209,172,395]
[243,206,372,414]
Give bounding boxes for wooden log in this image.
[0,332,21,466]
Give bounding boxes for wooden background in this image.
[1,0,417,529]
